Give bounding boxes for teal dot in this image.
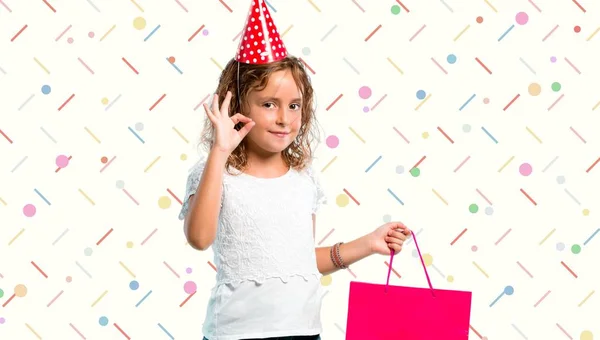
[447,54,457,64]
[469,204,479,213]
[129,280,139,290]
[0,288,4,298]
[99,316,109,326]
[551,82,561,92]
[416,90,426,100]
[571,244,581,254]
[504,285,514,295]
[391,5,401,15]
[410,167,420,177]
[41,85,51,95]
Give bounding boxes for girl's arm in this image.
[183,150,229,251]
[313,215,409,275]
[315,237,373,276]
[313,214,374,275]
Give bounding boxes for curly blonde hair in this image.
[199,56,321,175]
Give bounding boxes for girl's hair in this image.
[199,55,320,175]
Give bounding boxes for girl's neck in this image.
[244,151,290,178]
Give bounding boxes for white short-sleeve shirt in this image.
[179,155,327,340]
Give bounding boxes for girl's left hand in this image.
[367,222,411,256]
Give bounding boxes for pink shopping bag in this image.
[346,231,472,340]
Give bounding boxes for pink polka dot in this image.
[326,135,339,148]
[88,32,95,38]
[519,163,532,176]
[66,276,72,283]
[67,37,74,44]
[471,245,478,252]
[483,98,490,104]
[183,281,197,294]
[56,155,69,168]
[23,204,36,217]
[358,86,372,99]
[515,12,529,25]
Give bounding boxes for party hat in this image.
[235,0,288,64]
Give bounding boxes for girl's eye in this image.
[290,103,301,110]
[263,102,275,109]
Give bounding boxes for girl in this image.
[179,2,411,339]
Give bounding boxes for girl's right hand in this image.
[203,91,255,155]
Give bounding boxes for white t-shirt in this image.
[179,155,327,340]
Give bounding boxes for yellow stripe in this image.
[498,156,515,173]
[100,24,116,42]
[33,57,50,74]
[321,156,338,173]
[119,261,136,278]
[91,290,108,307]
[8,228,25,246]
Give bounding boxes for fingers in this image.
[388,222,407,230]
[211,93,220,117]
[205,93,221,121]
[205,94,244,126]
[386,228,408,252]
[203,103,216,123]
[388,230,407,240]
[230,113,253,124]
[230,113,253,133]
[221,91,232,116]
[238,120,255,137]
[385,236,404,252]
[394,227,411,238]
[388,222,412,237]
[381,222,411,254]
[387,242,402,253]
[385,235,405,245]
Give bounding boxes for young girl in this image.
[179,2,411,339]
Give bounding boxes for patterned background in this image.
[1,0,599,339]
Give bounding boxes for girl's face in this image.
[244,69,303,156]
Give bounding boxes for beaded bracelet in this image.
[329,245,340,268]
[330,242,347,269]
[335,242,347,269]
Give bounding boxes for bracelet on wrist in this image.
[334,242,347,269]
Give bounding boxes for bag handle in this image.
[385,230,436,297]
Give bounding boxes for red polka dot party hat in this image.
[235,0,288,64]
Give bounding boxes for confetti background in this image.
[1,0,599,339]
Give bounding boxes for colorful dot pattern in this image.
[0,1,598,340]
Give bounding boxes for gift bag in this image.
[346,231,472,340]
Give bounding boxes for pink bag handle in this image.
[385,230,436,297]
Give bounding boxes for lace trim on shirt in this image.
[217,272,322,288]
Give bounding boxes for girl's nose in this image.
[276,108,291,125]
